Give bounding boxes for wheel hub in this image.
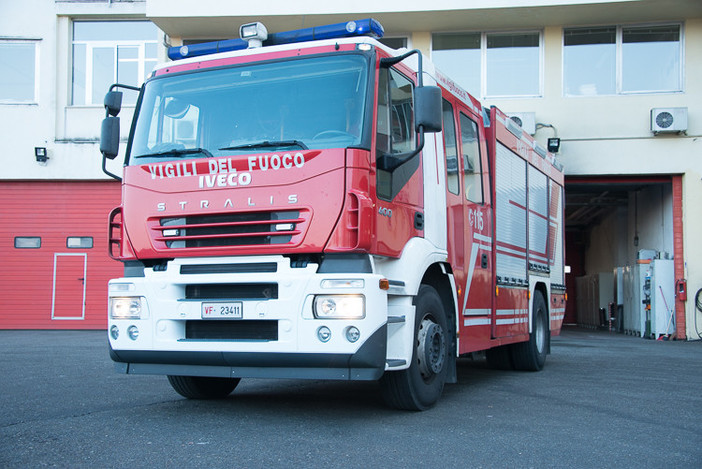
[417,318,446,379]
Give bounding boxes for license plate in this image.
[201,302,243,319]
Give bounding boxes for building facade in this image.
[1,0,701,338]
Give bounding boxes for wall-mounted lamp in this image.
[547,138,561,153]
[34,147,49,163]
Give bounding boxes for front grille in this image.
[152,210,306,249]
[186,283,278,300]
[180,263,277,275]
[185,320,278,341]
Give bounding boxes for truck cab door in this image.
[456,107,493,346]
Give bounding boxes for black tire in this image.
[380,285,450,411]
[511,291,549,371]
[167,375,241,399]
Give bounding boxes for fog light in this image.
[127,325,139,341]
[345,326,360,343]
[317,326,331,343]
[110,325,119,340]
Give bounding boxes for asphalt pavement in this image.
[0,328,700,468]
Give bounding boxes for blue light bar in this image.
[267,18,384,45]
[167,18,384,60]
[168,39,248,61]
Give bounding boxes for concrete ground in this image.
[0,327,700,468]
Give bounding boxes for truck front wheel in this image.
[167,375,241,399]
[380,285,450,411]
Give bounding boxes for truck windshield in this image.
[128,54,370,165]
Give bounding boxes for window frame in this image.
[0,39,40,105]
[378,36,410,50]
[562,22,684,97]
[66,237,94,249]
[458,112,484,204]
[71,20,159,107]
[430,29,544,99]
[442,98,460,196]
[375,64,419,201]
[14,236,41,249]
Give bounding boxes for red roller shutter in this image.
[0,181,122,329]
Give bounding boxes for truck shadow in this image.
[162,356,507,416]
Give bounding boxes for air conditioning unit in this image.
[651,107,687,134]
[507,112,536,135]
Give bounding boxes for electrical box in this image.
[622,259,675,338]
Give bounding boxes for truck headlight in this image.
[110,297,147,319]
[313,295,365,319]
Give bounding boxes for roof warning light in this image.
[168,18,385,60]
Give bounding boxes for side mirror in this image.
[100,116,120,160]
[415,86,442,133]
[100,84,140,181]
[104,91,123,117]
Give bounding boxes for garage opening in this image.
[564,175,683,338]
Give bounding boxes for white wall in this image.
[0,0,147,180]
[0,0,57,178]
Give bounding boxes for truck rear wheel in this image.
[167,375,241,399]
[511,291,549,371]
[380,285,450,411]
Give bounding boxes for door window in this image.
[459,113,483,203]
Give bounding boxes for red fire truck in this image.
[100,19,565,410]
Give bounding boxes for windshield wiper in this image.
[134,147,213,159]
[219,140,308,151]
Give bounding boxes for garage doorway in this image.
[564,175,684,337]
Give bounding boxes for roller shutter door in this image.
[0,181,122,329]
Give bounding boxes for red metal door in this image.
[52,253,86,320]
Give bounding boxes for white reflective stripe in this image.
[461,241,481,317]
[474,233,493,244]
[496,317,529,325]
[551,308,565,321]
[464,308,491,316]
[495,308,529,325]
[476,243,492,251]
[464,317,491,326]
[496,309,529,316]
